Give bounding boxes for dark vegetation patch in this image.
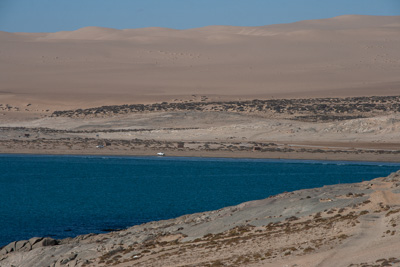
[51,95,400,122]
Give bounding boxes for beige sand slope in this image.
[0,15,399,110]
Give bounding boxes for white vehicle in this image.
[157,152,165,156]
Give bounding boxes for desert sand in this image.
[1,15,400,266]
[0,15,399,111]
[1,95,400,163]
[0,15,399,160]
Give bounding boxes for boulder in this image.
[31,237,58,249]
[15,240,29,251]
[382,170,400,182]
[0,237,58,256]
[0,241,16,255]
[28,237,43,247]
[55,253,77,266]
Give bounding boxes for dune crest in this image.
[42,26,120,40]
[22,15,400,41]
[0,15,399,109]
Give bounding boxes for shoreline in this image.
[2,152,399,248]
[2,148,400,163]
[3,169,400,266]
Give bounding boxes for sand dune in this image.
[0,15,399,110]
[42,27,181,41]
[43,26,120,40]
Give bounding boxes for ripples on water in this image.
[1,154,399,246]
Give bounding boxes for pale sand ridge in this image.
[1,15,399,111]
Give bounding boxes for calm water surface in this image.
[1,154,399,246]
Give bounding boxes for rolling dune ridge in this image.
[0,15,399,111]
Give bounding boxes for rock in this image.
[0,237,58,256]
[31,237,58,249]
[15,240,29,252]
[28,237,43,246]
[383,170,400,182]
[1,239,34,256]
[56,253,77,266]
[0,241,16,255]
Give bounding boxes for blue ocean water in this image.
[1,154,399,247]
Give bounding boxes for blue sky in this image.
[0,0,399,32]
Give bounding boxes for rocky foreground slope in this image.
[2,171,400,266]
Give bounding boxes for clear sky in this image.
[0,0,399,32]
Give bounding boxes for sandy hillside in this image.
[0,95,399,162]
[0,15,399,111]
